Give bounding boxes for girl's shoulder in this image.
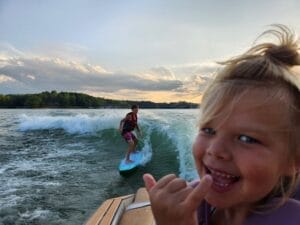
[244,198,300,225]
[189,179,300,225]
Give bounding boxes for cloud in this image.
[142,63,217,94]
[85,89,203,104]
[0,73,32,93]
[0,54,183,95]
[32,42,91,62]
[0,43,215,102]
[170,61,220,79]
[0,42,26,57]
[0,74,16,83]
[147,67,176,80]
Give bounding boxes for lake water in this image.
[0,109,200,225]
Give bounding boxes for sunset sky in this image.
[0,0,299,103]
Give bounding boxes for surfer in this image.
[119,105,142,163]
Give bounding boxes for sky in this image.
[0,0,300,103]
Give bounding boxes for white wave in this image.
[17,109,200,179]
[0,194,23,208]
[140,135,152,166]
[0,166,7,174]
[19,208,51,220]
[144,109,199,180]
[18,113,120,134]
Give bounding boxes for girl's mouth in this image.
[205,165,240,193]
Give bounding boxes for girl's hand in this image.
[143,173,212,225]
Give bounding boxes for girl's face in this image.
[193,89,293,209]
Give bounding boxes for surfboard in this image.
[118,151,143,176]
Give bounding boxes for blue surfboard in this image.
[118,151,143,176]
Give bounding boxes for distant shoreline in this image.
[0,91,199,109]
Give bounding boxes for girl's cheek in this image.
[192,138,206,177]
[192,135,205,160]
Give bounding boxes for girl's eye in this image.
[239,135,260,144]
[200,128,216,135]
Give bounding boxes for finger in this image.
[143,173,157,192]
[153,174,177,189]
[165,178,187,193]
[175,186,194,202]
[184,175,213,209]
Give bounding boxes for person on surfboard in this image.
[119,105,142,163]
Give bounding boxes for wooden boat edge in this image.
[84,188,154,225]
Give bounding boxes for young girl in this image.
[143,24,300,225]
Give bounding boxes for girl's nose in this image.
[206,138,231,161]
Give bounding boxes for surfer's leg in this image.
[132,134,138,152]
[125,139,135,163]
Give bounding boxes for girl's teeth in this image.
[210,168,236,179]
[206,167,239,189]
[214,182,229,187]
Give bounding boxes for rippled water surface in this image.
[0,109,199,225]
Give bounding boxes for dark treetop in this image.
[0,91,198,109]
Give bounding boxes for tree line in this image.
[0,91,198,109]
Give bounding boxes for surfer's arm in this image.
[136,124,142,136]
[119,118,126,132]
[136,123,140,132]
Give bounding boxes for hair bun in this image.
[265,45,300,66]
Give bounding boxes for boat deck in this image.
[85,188,154,225]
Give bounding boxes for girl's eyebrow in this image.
[233,122,289,134]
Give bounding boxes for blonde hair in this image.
[200,24,300,208]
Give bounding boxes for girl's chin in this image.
[203,181,241,208]
[204,194,235,209]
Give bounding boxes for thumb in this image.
[143,173,157,192]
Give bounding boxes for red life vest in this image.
[122,112,137,132]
